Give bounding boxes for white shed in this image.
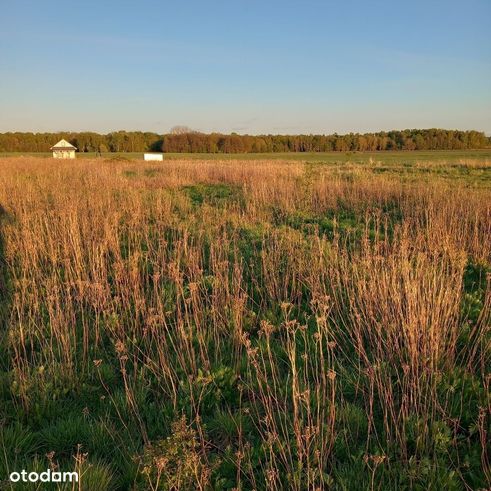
[144,153,163,161]
[51,139,77,159]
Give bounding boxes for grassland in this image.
[0,156,490,490]
[1,148,491,164]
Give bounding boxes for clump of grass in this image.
[138,416,212,490]
[182,182,244,208]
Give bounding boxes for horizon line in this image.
[1,127,489,137]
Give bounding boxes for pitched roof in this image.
[51,139,77,150]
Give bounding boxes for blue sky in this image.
[1,0,490,134]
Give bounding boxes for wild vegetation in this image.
[0,128,489,154]
[0,156,490,490]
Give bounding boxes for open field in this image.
[1,149,491,164]
[0,157,490,489]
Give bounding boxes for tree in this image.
[0,129,488,154]
[169,126,196,135]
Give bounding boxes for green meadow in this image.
[0,155,489,490]
[1,149,491,164]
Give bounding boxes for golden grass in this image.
[0,156,490,489]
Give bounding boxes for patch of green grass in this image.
[38,416,107,459]
[72,461,118,491]
[182,183,244,208]
[2,149,491,164]
[0,423,38,477]
[279,209,374,241]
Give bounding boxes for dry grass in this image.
[0,157,489,490]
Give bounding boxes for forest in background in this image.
[0,129,489,154]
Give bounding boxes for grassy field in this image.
[0,156,490,490]
[1,148,491,164]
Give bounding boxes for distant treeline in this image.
[0,129,489,153]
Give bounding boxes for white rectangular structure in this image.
[144,153,163,161]
[51,139,77,159]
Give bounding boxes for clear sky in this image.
[1,0,490,135]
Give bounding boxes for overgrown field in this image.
[0,157,490,490]
[1,148,491,165]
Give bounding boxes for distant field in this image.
[2,151,490,188]
[1,148,491,164]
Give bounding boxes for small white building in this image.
[51,139,77,159]
[144,153,163,161]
